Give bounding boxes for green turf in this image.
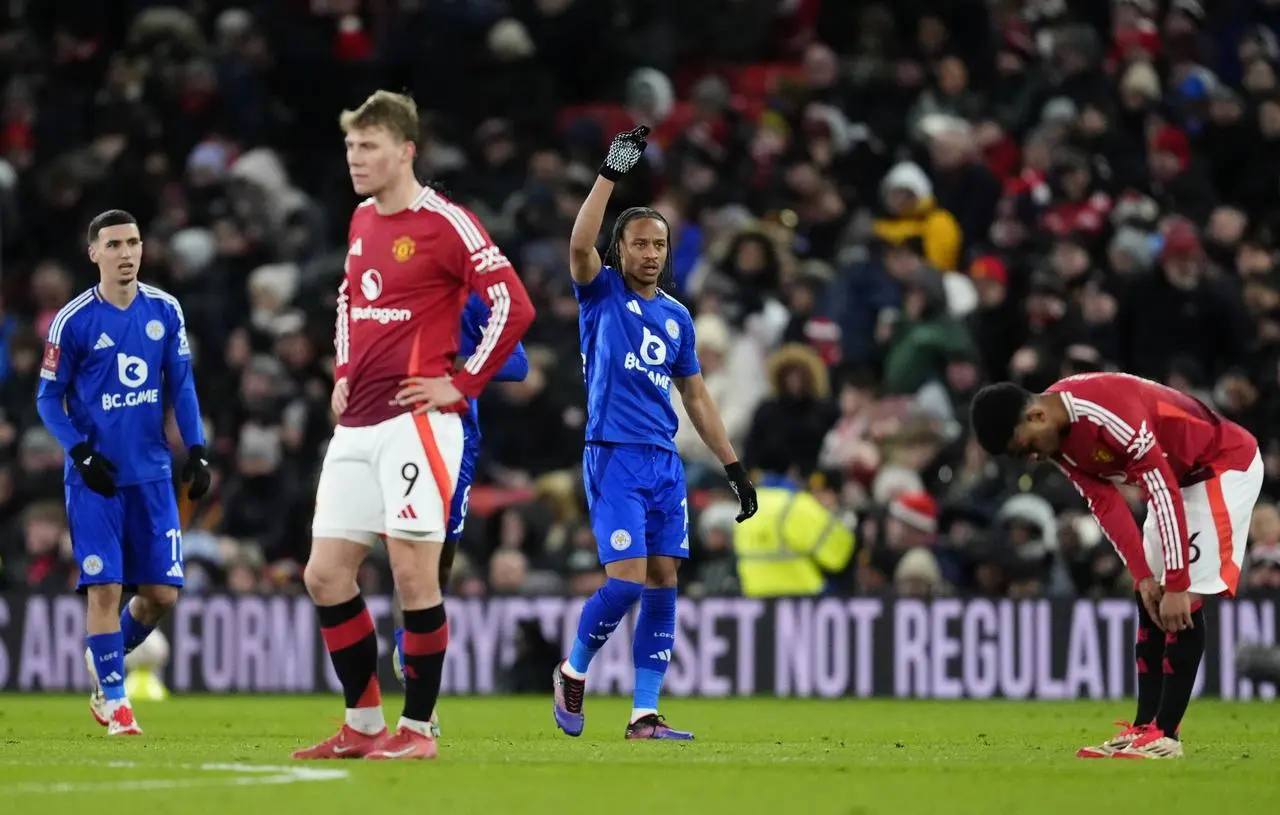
[0,695,1277,814]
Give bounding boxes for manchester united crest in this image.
[1093,446,1114,463]
[392,236,415,263]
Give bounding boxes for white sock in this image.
[561,661,587,681]
[345,707,386,735]
[398,716,435,738]
[630,707,657,724]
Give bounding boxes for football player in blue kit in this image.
[553,126,758,740]
[36,210,210,735]
[390,292,528,735]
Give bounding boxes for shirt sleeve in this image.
[162,300,205,449]
[671,309,700,379]
[35,315,86,452]
[1058,462,1153,582]
[334,272,351,381]
[462,295,528,382]
[444,208,536,399]
[1125,436,1192,591]
[573,268,615,304]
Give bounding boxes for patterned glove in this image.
[182,444,211,500]
[70,443,118,498]
[599,125,651,182]
[724,461,759,523]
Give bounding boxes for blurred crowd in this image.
[3,0,1280,600]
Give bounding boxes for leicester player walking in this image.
[36,209,211,736]
[553,126,758,740]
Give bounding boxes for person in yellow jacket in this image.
[732,465,855,597]
[872,161,963,272]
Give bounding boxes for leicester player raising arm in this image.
[36,209,210,736]
[552,126,758,741]
[294,90,534,762]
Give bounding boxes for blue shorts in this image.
[583,442,689,564]
[447,439,477,543]
[67,479,183,592]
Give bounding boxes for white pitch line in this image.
[0,762,348,795]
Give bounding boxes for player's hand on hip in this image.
[331,377,349,418]
[397,376,467,414]
[1137,577,1164,629]
[724,461,758,523]
[1159,590,1194,632]
[182,444,212,500]
[70,443,118,498]
[599,125,651,181]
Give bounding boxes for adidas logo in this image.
[166,563,184,579]
[101,671,123,684]
[627,300,642,316]
[397,505,418,520]
[94,333,115,350]
[650,649,672,663]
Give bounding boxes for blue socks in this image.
[567,578,644,675]
[86,631,127,701]
[120,604,155,655]
[632,587,677,715]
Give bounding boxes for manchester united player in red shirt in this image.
[294,91,534,761]
[972,372,1262,760]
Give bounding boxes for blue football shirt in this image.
[36,283,205,486]
[574,267,699,450]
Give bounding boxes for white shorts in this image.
[1141,451,1263,597]
[312,411,463,544]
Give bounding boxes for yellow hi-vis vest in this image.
[732,486,855,597]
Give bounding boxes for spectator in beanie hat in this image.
[887,490,938,543]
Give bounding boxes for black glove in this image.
[70,443,117,498]
[599,125,650,181]
[182,444,211,499]
[724,461,758,523]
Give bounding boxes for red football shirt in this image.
[335,187,535,427]
[1046,373,1258,592]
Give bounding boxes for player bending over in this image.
[553,126,758,740]
[36,209,210,735]
[294,90,534,761]
[971,372,1261,760]
[390,292,529,731]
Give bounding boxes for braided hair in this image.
[603,206,675,292]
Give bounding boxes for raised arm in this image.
[569,178,610,285]
[571,126,652,286]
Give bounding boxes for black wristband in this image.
[188,444,207,460]
[70,442,92,462]
[725,461,747,481]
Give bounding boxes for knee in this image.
[137,585,181,616]
[303,559,356,605]
[86,584,122,616]
[645,558,680,589]
[392,564,439,606]
[387,539,442,607]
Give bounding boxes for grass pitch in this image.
[0,695,1277,814]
